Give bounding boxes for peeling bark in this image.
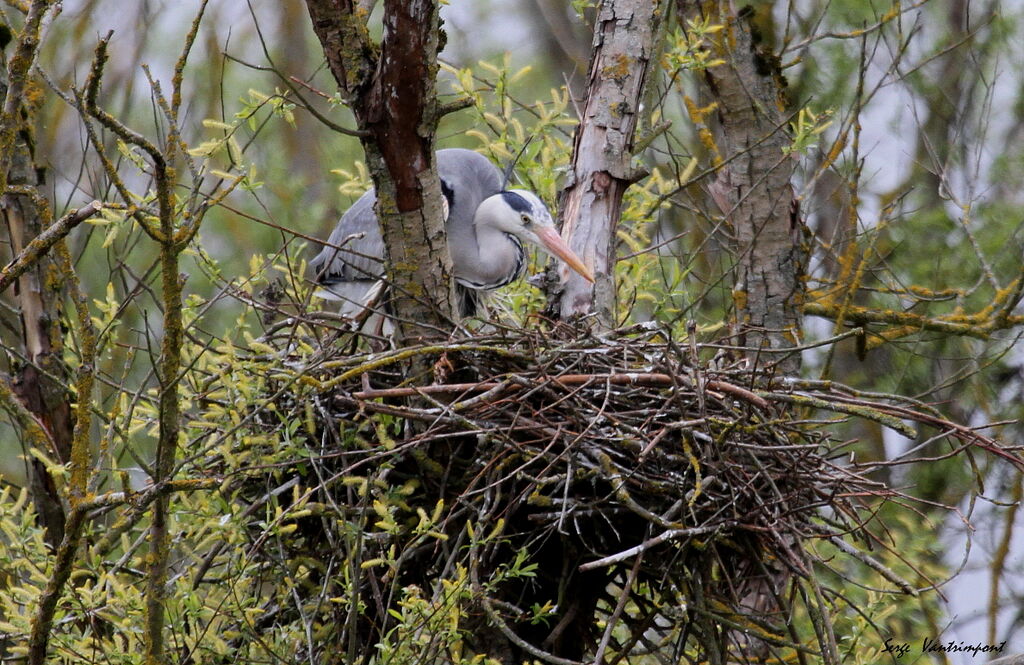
[304,0,455,344]
[697,2,807,374]
[555,0,663,327]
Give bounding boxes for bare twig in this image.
[579,524,728,571]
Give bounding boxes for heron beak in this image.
[535,227,595,283]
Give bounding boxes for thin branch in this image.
[592,553,642,665]
[579,524,728,571]
[28,506,85,665]
[233,3,367,137]
[0,201,102,293]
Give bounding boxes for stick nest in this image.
[227,319,1012,662]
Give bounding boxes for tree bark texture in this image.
[683,4,807,659]
[304,0,455,344]
[696,2,807,374]
[556,0,663,327]
[0,34,71,550]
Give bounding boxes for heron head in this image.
[480,190,595,283]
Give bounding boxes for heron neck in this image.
[450,221,524,290]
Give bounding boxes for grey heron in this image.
[310,148,594,321]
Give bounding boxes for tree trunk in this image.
[696,2,807,375]
[684,3,808,660]
[554,0,664,327]
[304,0,455,346]
[0,22,71,550]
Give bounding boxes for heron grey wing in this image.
[309,187,386,283]
[436,149,503,219]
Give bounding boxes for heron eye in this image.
[521,214,531,225]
